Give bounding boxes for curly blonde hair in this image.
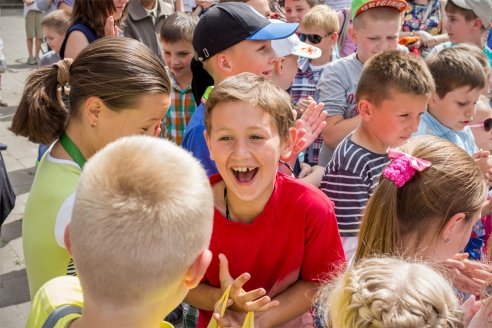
[320,257,464,328]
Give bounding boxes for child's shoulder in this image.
[39,50,61,67]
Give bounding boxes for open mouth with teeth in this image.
[232,167,258,183]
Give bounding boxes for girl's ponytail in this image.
[10,58,72,145]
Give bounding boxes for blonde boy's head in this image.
[40,9,71,35]
[352,6,402,30]
[70,136,214,306]
[427,46,486,99]
[205,72,295,139]
[160,11,199,44]
[300,5,338,35]
[357,50,435,107]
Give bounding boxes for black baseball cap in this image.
[193,2,298,62]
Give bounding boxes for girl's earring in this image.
[91,122,97,128]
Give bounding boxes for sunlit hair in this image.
[40,10,70,35]
[160,11,199,44]
[71,0,128,37]
[427,46,486,99]
[300,5,339,35]
[71,136,214,305]
[205,72,295,139]
[10,37,170,145]
[320,257,464,328]
[355,136,486,262]
[357,50,435,107]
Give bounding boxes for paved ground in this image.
[0,7,50,328]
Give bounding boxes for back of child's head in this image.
[320,257,464,328]
[356,50,435,107]
[351,0,407,29]
[70,136,214,306]
[300,5,339,34]
[445,0,491,32]
[160,11,199,44]
[40,9,70,35]
[454,43,491,93]
[356,136,486,262]
[71,0,128,37]
[204,72,294,139]
[427,46,486,99]
[10,37,170,145]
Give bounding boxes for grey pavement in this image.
[0,7,46,328]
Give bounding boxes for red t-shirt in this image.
[197,173,346,327]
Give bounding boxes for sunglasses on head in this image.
[297,33,332,45]
[469,118,492,132]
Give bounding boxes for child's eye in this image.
[457,102,467,107]
[142,127,149,132]
[258,45,266,51]
[218,136,232,141]
[399,114,409,117]
[250,135,264,140]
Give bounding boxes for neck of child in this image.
[50,121,97,164]
[351,125,389,155]
[140,0,156,10]
[222,182,273,224]
[68,297,167,328]
[309,48,333,67]
[174,72,193,91]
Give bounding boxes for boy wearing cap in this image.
[181,2,297,177]
[430,0,492,66]
[315,0,407,165]
[290,5,339,166]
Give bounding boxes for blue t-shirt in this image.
[182,102,218,177]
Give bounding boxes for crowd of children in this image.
[7,0,492,327]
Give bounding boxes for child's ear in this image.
[64,224,72,256]
[203,130,214,161]
[216,53,233,74]
[329,32,339,45]
[357,100,373,122]
[472,17,484,31]
[441,212,467,242]
[83,96,105,127]
[348,26,357,44]
[280,127,297,159]
[274,57,285,74]
[183,250,213,289]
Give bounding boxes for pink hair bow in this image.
[382,149,431,188]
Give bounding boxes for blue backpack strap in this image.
[42,305,82,328]
[59,23,100,58]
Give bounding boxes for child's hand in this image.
[218,254,279,313]
[296,97,316,112]
[104,16,119,37]
[442,253,491,295]
[212,298,247,328]
[473,150,492,186]
[298,162,313,179]
[465,295,492,328]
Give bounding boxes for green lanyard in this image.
[59,132,86,169]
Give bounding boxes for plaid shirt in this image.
[290,52,339,165]
[161,73,196,145]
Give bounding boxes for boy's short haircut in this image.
[160,11,199,44]
[356,50,435,106]
[445,0,491,30]
[351,0,407,22]
[40,10,71,35]
[352,6,402,30]
[205,72,295,139]
[70,136,214,305]
[290,0,317,8]
[427,46,486,99]
[300,5,339,34]
[454,43,491,78]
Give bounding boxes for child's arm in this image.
[322,114,361,150]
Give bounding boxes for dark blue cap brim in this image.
[246,22,299,41]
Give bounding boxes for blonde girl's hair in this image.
[355,136,486,262]
[320,257,464,328]
[10,37,171,145]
